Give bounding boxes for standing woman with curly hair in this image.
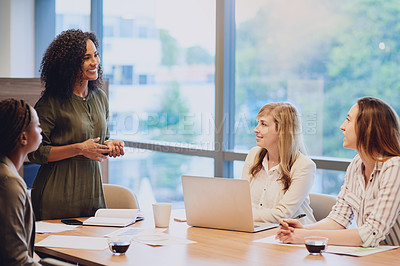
[242,103,316,224]
[29,29,125,220]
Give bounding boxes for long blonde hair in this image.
[250,102,306,191]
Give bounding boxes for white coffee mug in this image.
[152,203,172,227]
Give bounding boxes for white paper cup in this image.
[152,203,172,227]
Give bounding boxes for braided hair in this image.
[0,99,31,156]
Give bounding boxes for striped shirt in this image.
[328,154,400,247]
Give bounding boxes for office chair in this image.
[103,184,140,209]
[40,258,76,266]
[309,193,337,221]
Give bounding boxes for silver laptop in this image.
[181,175,279,233]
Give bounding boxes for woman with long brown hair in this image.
[242,102,316,224]
[277,97,400,247]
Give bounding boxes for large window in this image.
[42,0,400,208]
[108,150,214,210]
[235,0,400,155]
[103,0,216,209]
[103,0,215,145]
[55,0,90,33]
[233,0,400,193]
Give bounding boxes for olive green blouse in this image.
[28,89,109,220]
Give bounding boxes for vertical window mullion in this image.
[215,0,235,178]
[90,0,103,58]
[35,0,56,77]
[214,0,225,177]
[222,0,235,178]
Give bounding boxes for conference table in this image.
[35,210,400,266]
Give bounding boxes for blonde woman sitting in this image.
[242,102,316,224]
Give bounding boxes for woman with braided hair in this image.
[0,99,42,265]
[28,29,125,220]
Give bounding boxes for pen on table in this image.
[279,213,306,226]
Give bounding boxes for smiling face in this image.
[81,39,100,81]
[340,104,359,150]
[254,114,279,150]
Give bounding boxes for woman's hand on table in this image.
[275,219,305,244]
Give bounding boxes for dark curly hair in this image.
[40,29,103,99]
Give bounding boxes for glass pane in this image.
[109,149,214,210]
[235,0,400,160]
[55,0,90,33]
[233,161,244,179]
[233,161,344,196]
[313,169,345,196]
[104,0,216,148]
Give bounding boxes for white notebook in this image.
[83,209,138,227]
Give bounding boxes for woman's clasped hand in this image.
[104,139,125,158]
[79,137,110,161]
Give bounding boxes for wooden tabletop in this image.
[35,210,400,266]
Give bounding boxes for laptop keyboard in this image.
[254,222,264,228]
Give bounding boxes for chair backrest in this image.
[309,193,337,221]
[40,257,76,266]
[103,184,139,209]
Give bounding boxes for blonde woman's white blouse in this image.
[242,146,316,224]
